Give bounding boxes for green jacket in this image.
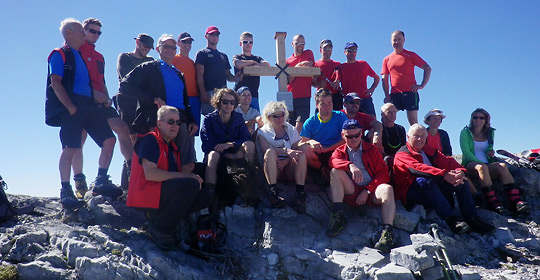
[459,126,495,166]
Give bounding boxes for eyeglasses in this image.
[221,99,236,105]
[473,116,485,120]
[242,40,253,45]
[346,49,358,53]
[180,40,192,44]
[269,114,285,119]
[347,101,361,105]
[87,28,102,36]
[160,45,177,50]
[294,42,305,46]
[344,132,362,139]
[164,119,181,126]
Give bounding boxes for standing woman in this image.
[424,109,452,156]
[460,108,528,214]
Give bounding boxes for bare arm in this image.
[382,74,391,103]
[365,74,380,97]
[411,63,432,92]
[226,69,236,83]
[50,74,77,115]
[321,139,345,153]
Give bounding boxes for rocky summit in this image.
[1,158,540,280]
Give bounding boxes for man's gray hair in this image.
[407,123,427,138]
[157,105,179,121]
[59,18,81,37]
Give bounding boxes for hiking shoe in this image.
[294,190,306,214]
[445,216,470,234]
[146,225,177,250]
[506,188,530,214]
[374,228,395,253]
[60,186,86,209]
[484,190,508,215]
[466,217,495,234]
[326,212,347,237]
[73,174,88,199]
[92,175,123,198]
[268,186,287,209]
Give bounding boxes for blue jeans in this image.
[406,177,477,220]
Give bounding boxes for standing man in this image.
[173,32,200,133]
[313,39,342,110]
[46,18,120,209]
[195,26,236,115]
[232,31,270,111]
[78,18,134,192]
[119,34,198,174]
[286,34,315,131]
[382,30,431,125]
[327,119,396,252]
[335,42,380,119]
[116,33,155,143]
[341,93,383,150]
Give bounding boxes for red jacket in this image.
[127,130,182,209]
[330,141,390,193]
[393,143,465,204]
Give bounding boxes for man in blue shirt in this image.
[46,18,120,209]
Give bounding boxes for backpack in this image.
[0,176,16,223]
[191,214,227,255]
[45,45,76,127]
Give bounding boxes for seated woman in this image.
[234,86,263,136]
[257,101,307,212]
[200,88,255,200]
[460,108,528,214]
[424,109,452,156]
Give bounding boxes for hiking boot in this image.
[326,212,347,237]
[374,228,395,253]
[73,174,88,199]
[484,190,508,215]
[92,175,123,198]
[472,192,485,208]
[60,186,86,209]
[146,225,177,250]
[506,188,530,214]
[445,216,470,235]
[466,217,495,234]
[268,186,287,209]
[294,190,306,214]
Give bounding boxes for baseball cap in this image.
[205,26,220,35]
[344,92,362,103]
[135,33,154,49]
[157,34,176,46]
[342,119,363,130]
[178,32,194,42]
[424,109,446,123]
[344,42,358,49]
[320,39,333,48]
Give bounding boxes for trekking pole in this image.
[429,223,461,280]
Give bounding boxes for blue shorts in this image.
[189,96,201,136]
[360,97,376,115]
[390,91,419,111]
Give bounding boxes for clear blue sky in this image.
[1,1,538,197]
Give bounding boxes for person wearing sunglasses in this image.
[233,32,270,112]
[200,88,254,193]
[127,106,213,250]
[341,92,383,151]
[327,119,396,252]
[257,101,307,212]
[460,108,529,214]
[394,124,495,235]
[120,34,198,174]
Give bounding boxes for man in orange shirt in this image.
[173,32,200,134]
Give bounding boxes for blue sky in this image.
[1,1,539,197]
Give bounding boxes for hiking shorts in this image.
[390,91,419,111]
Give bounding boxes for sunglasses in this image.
[164,119,181,126]
[87,28,102,36]
[180,40,193,44]
[346,49,358,53]
[270,114,285,119]
[344,132,362,139]
[221,99,236,105]
[242,40,253,45]
[347,101,361,105]
[473,116,485,120]
[160,45,177,50]
[294,42,305,46]
[322,48,332,51]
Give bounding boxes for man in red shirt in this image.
[336,42,379,118]
[381,30,432,125]
[313,39,342,110]
[341,93,383,151]
[286,34,315,132]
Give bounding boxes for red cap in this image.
[205,26,220,35]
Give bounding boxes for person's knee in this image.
[474,163,488,173]
[102,137,116,149]
[109,118,130,136]
[264,149,277,162]
[243,141,255,150]
[207,151,221,166]
[330,168,346,181]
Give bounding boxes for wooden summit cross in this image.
[243,32,320,108]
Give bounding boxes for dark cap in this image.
[320,39,333,48]
[135,33,154,49]
[178,32,194,42]
[342,119,362,130]
[344,92,362,102]
[205,26,220,35]
[344,42,358,49]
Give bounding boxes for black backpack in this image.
[0,176,16,223]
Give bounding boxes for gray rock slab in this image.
[390,245,434,272]
[17,261,71,280]
[393,210,420,232]
[374,263,415,280]
[420,264,445,280]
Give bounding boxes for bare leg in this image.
[488,162,514,185]
[98,137,116,169]
[108,118,133,161]
[60,148,78,182]
[293,153,307,185]
[242,141,255,162]
[299,144,321,170]
[466,162,493,187]
[263,149,279,185]
[329,168,356,203]
[295,121,303,134]
[372,184,396,225]
[72,130,88,175]
[206,151,220,185]
[406,110,418,125]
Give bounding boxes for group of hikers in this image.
[46,17,529,252]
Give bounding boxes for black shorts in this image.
[114,94,138,133]
[316,151,333,169]
[60,96,115,148]
[390,91,419,111]
[101,106,120,119]
[291,97,311,123]
[359,97,376,115]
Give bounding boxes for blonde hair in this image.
[261,101,289,124]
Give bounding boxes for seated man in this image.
[127,106,213,250]
[341,92,383,150]
[299,89,348,179]
[327,119,396,252]
[393,124,494,235]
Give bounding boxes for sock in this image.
[73,173,85,180]
[61,182,71,189]
[296,184,305,193]
[126,159,132,168]
[503,183,514,192]
[383,224,394,231]
[270,184,277,190]
[97,168,108,177]
[332,202,344,213]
